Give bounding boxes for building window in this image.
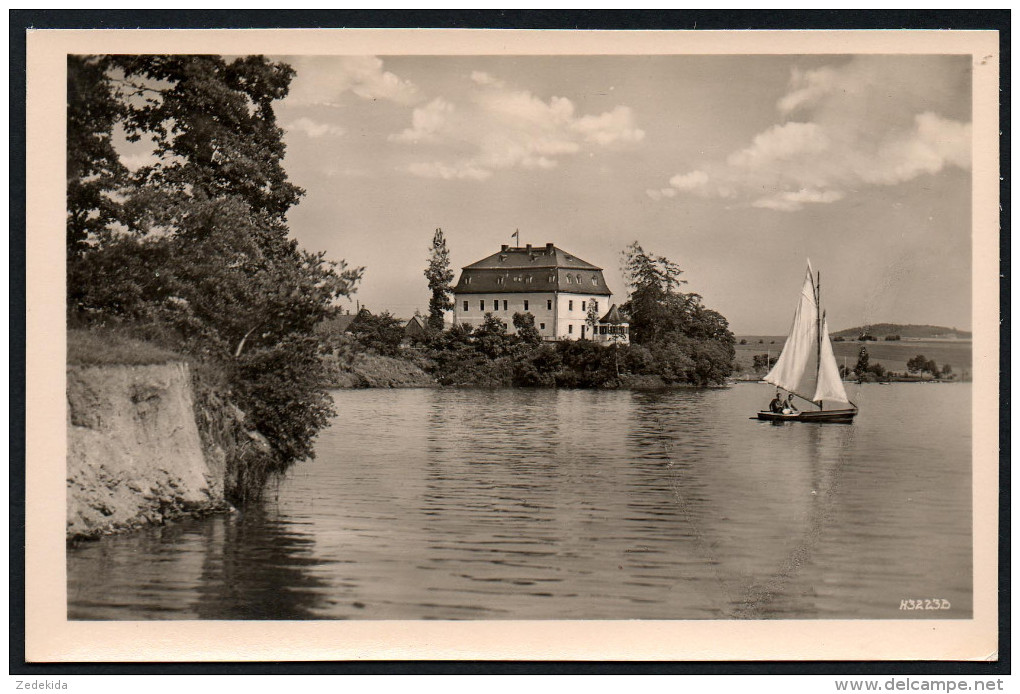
[480,300,485,311]
[463,300,468,311]
[593,300,598,313]
[582,301,587,311]
[540,323,545,330]
[524,300,529,311]
[547,299,552,310]
[569,300,574,310]
[501,300,506,310]
[568,324,573,334]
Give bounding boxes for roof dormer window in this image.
[465,276,472,285]
[591,276,598,285]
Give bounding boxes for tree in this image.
[585,299,600,339]
[513,311,542,346]
[67,55,128,259]
[67,55,363,501]
[620,241,686,344]
[618,241,734,384]
[425,228,454,331]
[348,310,405,357]
[907,354,929,374]
[111,55,302,246]
[474,314,512,359]
[855,346,871,376]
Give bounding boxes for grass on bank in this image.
[67,329,183,367]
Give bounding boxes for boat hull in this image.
[756,408,857,424]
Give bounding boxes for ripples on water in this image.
[68,383,972,620]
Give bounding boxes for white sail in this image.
[764,267,817,393]
[813,318,851,404]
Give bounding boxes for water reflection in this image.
[68,508,334,619]
[68,384,973,620]
[193,508,333,619]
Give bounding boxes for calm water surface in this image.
[68,383,972,620]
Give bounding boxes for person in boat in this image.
[783,393,799,414]
[769,391,785,413]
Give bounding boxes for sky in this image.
[264,54,972,334]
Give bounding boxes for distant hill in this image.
[831,324,972,339]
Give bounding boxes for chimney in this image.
[546,242,554,252]
[501,244,508,252]
[526,244,532,253]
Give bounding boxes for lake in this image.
[67,383,972,620]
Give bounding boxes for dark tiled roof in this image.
[315,313,358,334]
[600,304,628,324]
[404,315,427,335]
[454,244,612,296]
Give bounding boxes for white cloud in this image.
[669,170,710,193]
[285,56,420,107]
[470,71,503,87]
[284,116,345,138]
[777,66,838,115]
[725,122,829,170]
[570,106,645,146]
[645,187,677,201]
[392,70,644,181]
[753,188,844,212]
[405,160,492,181]
[651,56,971,212]
[862,112,972,186]
[389,98,455,143]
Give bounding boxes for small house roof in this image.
[599,304,628,325]
[315,313,358,335]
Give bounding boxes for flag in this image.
[512,229,519,245]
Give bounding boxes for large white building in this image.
[452,242,629,343]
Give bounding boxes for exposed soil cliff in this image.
[66,362,232,541]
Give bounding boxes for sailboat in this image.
[756,263,858,423]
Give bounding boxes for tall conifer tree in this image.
[425,228,454,331]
